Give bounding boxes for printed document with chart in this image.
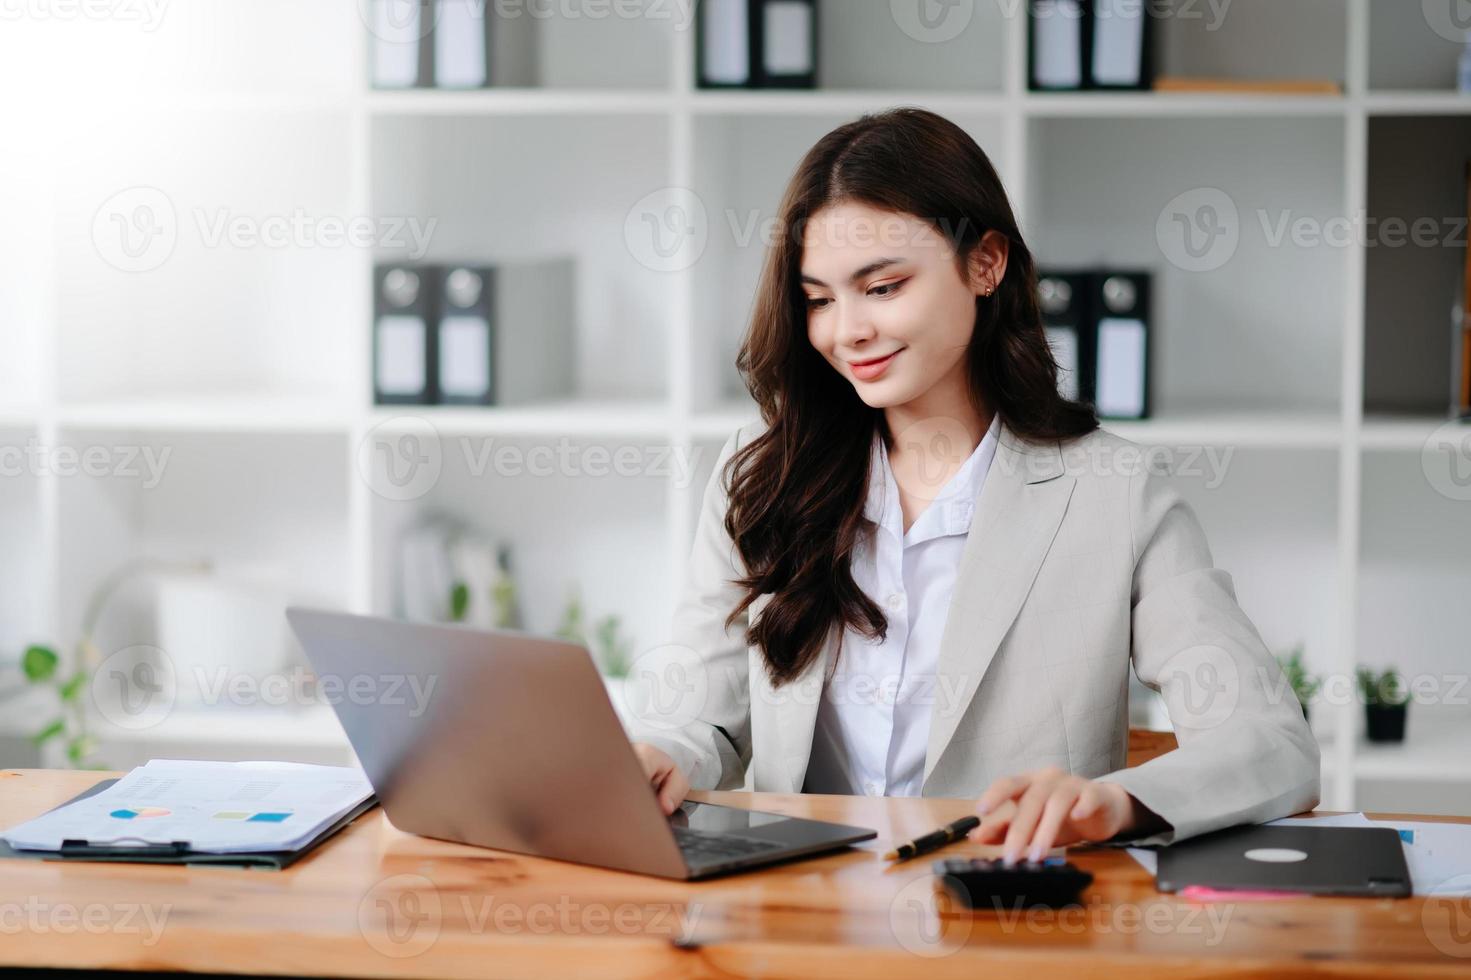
[1,760,374,853]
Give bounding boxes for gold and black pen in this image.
[883,815,981,863]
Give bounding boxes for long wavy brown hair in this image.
[722,106,1099,687]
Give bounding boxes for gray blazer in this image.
[628,418,1320,846]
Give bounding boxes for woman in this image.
[627,107,1319,864]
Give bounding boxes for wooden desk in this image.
[1,769,1469,978]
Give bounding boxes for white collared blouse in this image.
[802,414,1001,797]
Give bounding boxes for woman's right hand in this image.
[631,742,690,816]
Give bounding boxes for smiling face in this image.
[801,202,999,411]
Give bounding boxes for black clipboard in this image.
[0,778,379,870]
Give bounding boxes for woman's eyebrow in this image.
[800,257,905,288]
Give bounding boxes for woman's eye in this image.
[869,279,906,298]
[806,296,830,310]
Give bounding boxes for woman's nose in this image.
[833,299,876,347]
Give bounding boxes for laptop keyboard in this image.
[672,826,784,864]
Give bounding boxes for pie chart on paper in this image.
[109,807,171,820]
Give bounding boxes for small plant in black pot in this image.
[1356,667,1409,743]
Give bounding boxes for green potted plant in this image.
[447,545,520,629]
[1356,666,1409,743]
[554,588,588,647]
[592,615,632,680]
[1275,644,1319,724]
[554,590,632,678]
[20,644,97,768]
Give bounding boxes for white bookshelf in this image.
[1,1,1468,811]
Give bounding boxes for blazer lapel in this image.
[775,632,833,792]
[922,420,1075,787]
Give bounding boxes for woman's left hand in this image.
[970,766,1143,864]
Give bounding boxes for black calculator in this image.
[933,856,1094,909]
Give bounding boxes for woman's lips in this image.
[849,349,901,381]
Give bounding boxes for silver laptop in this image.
[286,607,876,879]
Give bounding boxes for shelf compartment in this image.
[52,431,353,722]
[371,113,673,404]
[367,0,675,91]
[811,0,1007,93]
[1368,2,1468,93]
[367,431,675,657]
[1027,114,1347,418]
[1363,115,1471,418]
[1357,452,1471,697]
[1150,0,1346,91]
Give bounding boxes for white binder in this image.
[370,0,424,89]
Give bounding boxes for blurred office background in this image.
[0,1,1467,817]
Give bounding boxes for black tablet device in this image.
[1156,824,1411,897]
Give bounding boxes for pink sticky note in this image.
[1178,885,1311,902]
